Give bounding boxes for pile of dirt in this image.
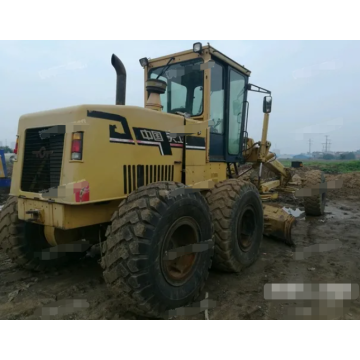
[324,172,360,200]
[293,167,360,199]
[290,169,360,200]
[238,165,360,202]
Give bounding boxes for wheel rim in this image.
[237,206,256,252]
[161,216,200,286]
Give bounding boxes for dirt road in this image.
[1,170,360,320]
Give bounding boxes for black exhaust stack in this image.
[111,54,126,105]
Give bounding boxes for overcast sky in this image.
[0,40,359,154]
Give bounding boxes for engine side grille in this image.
[21,127,65,193]
[123,165,174,194]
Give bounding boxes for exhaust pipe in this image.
[111,54,126,105]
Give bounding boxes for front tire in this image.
[101,181,214,318]
[206,179,264,273]
[303,170,326,216]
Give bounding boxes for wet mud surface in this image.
[1,170,360,320]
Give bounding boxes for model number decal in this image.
[86,110,205,156]
[133,127,172,156]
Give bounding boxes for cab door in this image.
[225,67,248,163]
[209,60,248,163]
[209,60,226,161]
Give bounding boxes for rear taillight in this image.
[14,136,19,155]
[71,132,83,160]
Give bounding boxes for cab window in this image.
[149,58,204,116]
[209,62,225,134]
[228,69,246,155]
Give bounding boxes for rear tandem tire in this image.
[101,181,214,318]
[0,196,84,271]
[303,170,326,216]
[205,179,264,273]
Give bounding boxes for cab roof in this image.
[148,44,251,76]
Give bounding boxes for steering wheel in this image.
[170,107,188,114]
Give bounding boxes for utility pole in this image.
[322,135,331,153]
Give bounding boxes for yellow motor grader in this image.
[0,42,325,317]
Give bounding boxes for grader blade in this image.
[263,204,296,245]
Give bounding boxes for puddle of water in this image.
[282,207,305,218]
[282,203,355,222]
[325,204,353,220]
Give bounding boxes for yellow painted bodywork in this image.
[260,180,281,193]
[10,104,211,228]
[263,204,296,245]
[11,45,245,230]
[10,44,294,239]
[17,198,119,229]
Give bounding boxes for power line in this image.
[322,135,331,153]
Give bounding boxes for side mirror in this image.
[263,96,272,113]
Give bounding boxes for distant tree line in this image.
[322,152,356,160]
[0,146,13,153]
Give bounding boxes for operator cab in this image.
[140,43,270,165]
[206,56,248,163]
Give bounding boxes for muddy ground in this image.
[1,168,360,320]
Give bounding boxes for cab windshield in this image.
[148,58,204,117]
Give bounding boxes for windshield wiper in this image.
[157,57,175,80]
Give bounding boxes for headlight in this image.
[139,57,149,67]
[193,42,202,54]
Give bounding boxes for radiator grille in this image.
[123,165,174,194]
[21,127,64,193]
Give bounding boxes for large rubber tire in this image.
[101,181,214,318]
[0,196,84,271]
[205,179,264,273]
[303,170,326,216]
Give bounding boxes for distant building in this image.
[312,151,323,159]
[10,142,15,150]
[293,153,312,159]
[0,141,2,147]
[277,154,294,159]
[272,148,281,155]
